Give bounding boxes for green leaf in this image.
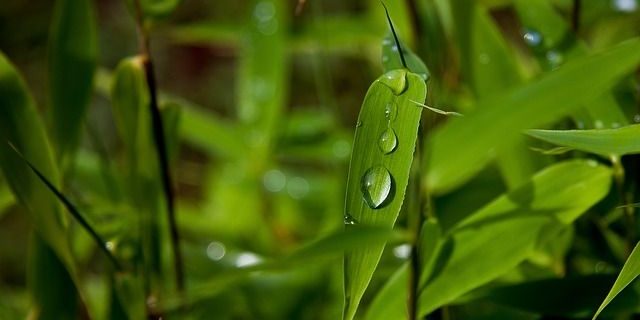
[343,69,426,320]
[594,242,640,319]
[48,0,98,162]
[140,0,181,18]
[527,125,640,156]
[366,160,612,319]
[0,51,81,318]
[426,38,640,194]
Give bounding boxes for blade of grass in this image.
[0,51,83,318]
[527,125,640,156]
[593,242,640,319]
[343,70,427,320]
[48,0,98,163]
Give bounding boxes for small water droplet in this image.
[479,53,490,65]
[385,102,398,121]
[206,241,226,261]
[612,122,620,128]
[576,121,585,129]
[344,213,358,225]
[378,70,407,95]
[356,120,363,127]
[633,114,640,123]
[378,128,398,154]
[587,160,599,167]
[361,166,393,209]
[523,28,543,47]
[613,0,638,12]
[105,241,116,252]
[546,50,564,69]
[594,120,604,129]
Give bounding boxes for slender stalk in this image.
[572,0,581,34]
[407,141,424,320]
[132,0,185,294]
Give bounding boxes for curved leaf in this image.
[594,242,640,319]
[527,125,640,156]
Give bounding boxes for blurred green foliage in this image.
[1,0,640,319]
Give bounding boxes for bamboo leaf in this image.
[594,242,640,319]
[343,69,426,320]
[426,38,640,194]
[48,0,98,162]
[527,125,640,156]
[366,160,612,319]
[0,51,81,318]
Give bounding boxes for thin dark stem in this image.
[612,156,636,255]
[132,0,185,294]
[381,1,408,69]
[572,0,581,33]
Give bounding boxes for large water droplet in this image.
[378,70,407,95]
[385,102,398,121]
[361,166,393,209]
[523,29,543,47]
[344,213,358,225]
[378,128,398,154]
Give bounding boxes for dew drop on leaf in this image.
[384,102,398,121]
[378,128,398,154]
[361,166,393,209]
[378,69,407,95]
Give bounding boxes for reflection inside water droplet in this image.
[385,102,398,121]
[523,29,543,47]
[378,128,398,154]
[344,213,358,225]
[361,166,393,209]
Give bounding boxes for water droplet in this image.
[612,122,620,128]
[378,128,398,154]
[344,213,358,225]
[378,70,407,95]
[587,160,599,167]
[206,241,226,261]
[263,169,286,192]
[393,244,411,259]
[576,121,585,129]
[523,28,543,47]
[385,102,398,121]
[479,53,490,65]
[594,120,604,129]
[361,166,393,209]
[634,114,640,123]
[287,176,310,199]
[356,120,363,127]
[613,0,638,12]
[105,241,116,252]
[546,50,564,69]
